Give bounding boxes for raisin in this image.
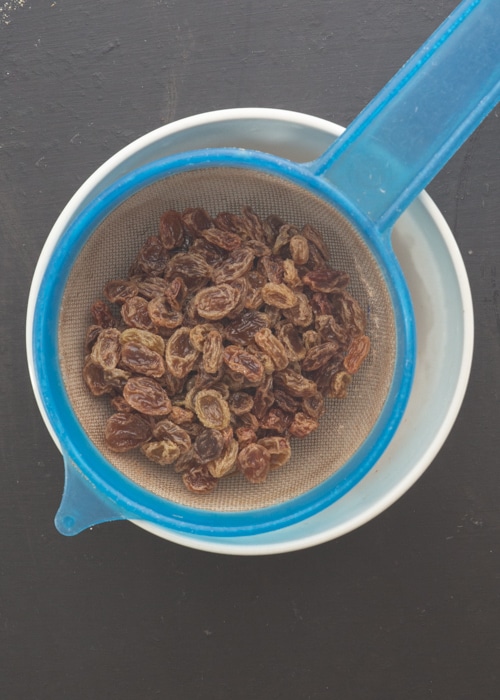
[244,270,266,310]
[164,327,199,378]
[182,207,212,234]
[136,277,169,300]
[335,293,367,336]
[301,223,330,260]
[194,428,225,463]
[223,345,264,384]
[254,327,289,371]
[189,238,225,266]
[311,292,334,317]
[194,389,231,430]
[238,411,260,432]
[260,407,293,432]
[257,436,291,469]
[302,342,340,372]
[247,344,275,375]
[238,443,271,484]
[141,440,181,465]
[276,322,306,361]
[104,279,138,304]
[273,389,300,414]
[202,330,224,374]
[158,210,185,250]
[224,310,269,345]
[289,235,310,265]
[201,227,242,251]
[263,304,282,328]
[82,357,113,396]
[259,255,284,284]
[309,360,343,396]
[213,211,244,233]
[163,277,187,311]
[147,296,184,329]
[274,368,318,397]
[181,421,204,438]
[165,252,211,292]
[172,448,200,473]
[134,236,170,276]
[240,206,267,242]
[91,300,115,328]
[193,284,240,320]
[302,329,321,351]
[182,464,218,494]
[343,335,371,373]
[244,239,272,257]
[228,391,254,416]
[302,268,350,293]
[235,426,257,448]
[248,269,266,289]
[120,328,165,355]
[167,406,195,426]
[302,392,325,420]
[306,241,329,270]
[104,413,152,452]
[121,296,155,331]
[85,325,102,353]
[162,372,187,397]
[209,380,230,400]
[123,376,172,415]
[207,439,239,478]
[253,374,274,420]
[227,277,249,319]
[153,419,192,454]
[189,323,221,352]
[121,341,165,378]
[272,224,294,255]
[261,283,297,309]
[91,328,121,370]
[282,292,313,327]
[289,412,319,438]
[223,369,247,392]
[315,314,351,346]
[110,394,134,413]
[264,214,285,240]
[282,258,302,289]
[212,246,255,284]
[103,367,132,390]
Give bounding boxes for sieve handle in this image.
[312,0,500,232]
[55,456,126,536]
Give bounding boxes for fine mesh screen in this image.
[59,168,396,512]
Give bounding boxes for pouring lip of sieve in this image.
[31,149,416,537]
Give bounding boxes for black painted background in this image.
[1,1,499,698]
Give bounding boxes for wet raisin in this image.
[123,376,172,415]
[105,413,152,452]
[194,428,225,463]
[91,328,121,370]
[238,443,271,484]
[121,341,165,378]
[158,210,185,250]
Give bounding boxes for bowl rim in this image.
[26,107,473,553]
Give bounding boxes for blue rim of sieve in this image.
[33,148,415,536]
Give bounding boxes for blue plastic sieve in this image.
[32,0,500,537]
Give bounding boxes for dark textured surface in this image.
[1,1,499,698]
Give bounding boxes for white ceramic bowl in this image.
[27,108,473,554]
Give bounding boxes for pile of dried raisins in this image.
[83,206,370,494]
